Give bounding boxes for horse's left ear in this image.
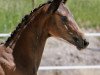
[63,0,67,4]
[47,0,62,14]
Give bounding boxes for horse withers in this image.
[0,0,89,75]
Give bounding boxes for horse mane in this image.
[4,1,51,47]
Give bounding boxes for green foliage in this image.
[0,0,33,33]
[0,0,100,33]
[68,0,100,28]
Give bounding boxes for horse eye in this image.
[61,16,67,22]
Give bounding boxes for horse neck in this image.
[13,12,49,73]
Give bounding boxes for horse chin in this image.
[76,46,84,50]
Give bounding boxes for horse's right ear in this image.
[47,0,62,14]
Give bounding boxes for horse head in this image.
[46,0,89,50]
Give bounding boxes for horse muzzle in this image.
[76,39,89,50]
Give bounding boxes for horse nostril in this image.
[83,39,89,46]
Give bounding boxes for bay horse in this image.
[0,0,89,75]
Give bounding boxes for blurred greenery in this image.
[0,0,100,33]
[68,0,100,29]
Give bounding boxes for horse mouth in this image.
[76,46,87,50]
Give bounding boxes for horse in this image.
[0,0,89,75]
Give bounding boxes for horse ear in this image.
[63,0,67,4]
[47,0,62,14]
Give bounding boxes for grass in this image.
[0,0,100,33]
[0,0,33,33]
[68,0,100,29]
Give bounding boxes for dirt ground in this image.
[40,36,100,66]
[38,36,100,75]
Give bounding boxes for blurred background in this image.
[0,0,100,33]
[0,0,100,75]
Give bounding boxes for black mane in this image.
[4,1,51,47]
